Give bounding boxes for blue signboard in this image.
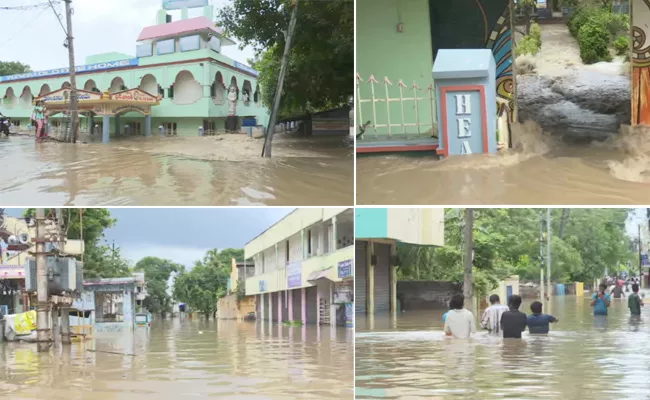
[345,303,354,328]
[287,262,302,289]
[0,59,139,83]
[259,280,266,292]
[234,61,259,77]
[642,253,649,266]
[338,259,353,279]
[163,0,208,10]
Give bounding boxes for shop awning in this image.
[307,267,337,283]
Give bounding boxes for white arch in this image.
[173,70,202,105]
[3,87,17,109]
[229,76,239,99]
[254,84,261,104]
[19,86,33,108]
[61,81,71,89]
[39,84,51,96]
[84,79,97,92]
[242,80,252,104]
[109,77,125,93]
[139,74,158,95]
[213,71,226,105]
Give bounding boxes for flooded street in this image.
[0,135,353,206]
[0,319,353,399]
[355,296,650,399]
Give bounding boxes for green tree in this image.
[0,61,31,76]
[172,248,240,319]
[218,0,353,117]
[134,257,181,317]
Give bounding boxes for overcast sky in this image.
[0,0,256,72]
[4,208,292,267]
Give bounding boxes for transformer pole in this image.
[56,209,71,344]
[35,209,50,352]
[64,0,79,143]
[262,0,299,158]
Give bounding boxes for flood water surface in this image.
[355,296,650,399]
[0,134,353,206]
[0,319,354,399]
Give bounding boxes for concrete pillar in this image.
[51,306,60,346]
[115,116,120,135]
[368,241,375,316]
[288,289,294,320]
[260,293,265,321]
[268,292,273,323]
[332,216,338,252]
[316,287,320,326]
[301,287,307,324]
[145,115,152,136]
[278,290,283,323]
[301,229,306,259]
[61,305,71,344]
[329,282,336,328]
[181,7,189,20]
[391,265,398,315]
[102,115,110,143]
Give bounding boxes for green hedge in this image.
[568,7,629,64]
[614,35,629,56]
[578,22,612,64]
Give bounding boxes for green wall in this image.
[356,0,435,137]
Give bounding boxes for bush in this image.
[578,21,612,64]
[614,35,629,56]
[568,6,598,37]
[516,35,541,56]
[530,22,542,44]
[593,11,629,38]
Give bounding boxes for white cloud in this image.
[1,0,256,71]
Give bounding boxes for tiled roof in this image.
[137,16,231,43]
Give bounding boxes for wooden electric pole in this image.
[262,0,299,158]
[463,209,474,312]
[64,0,79,143]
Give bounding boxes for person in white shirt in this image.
[481,294,510,336]
[443,294,477,338]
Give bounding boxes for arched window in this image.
[84,79,97,92]
[109,77,125,93]
[242,80,252,104]
[39,84,51,96]
[173,70,202,105]
[139,74,158,95]
[212,72,226,105]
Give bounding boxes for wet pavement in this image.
[0,135,353,206]
[355,295,650,399]
[0,318,354,399]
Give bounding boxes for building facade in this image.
[245,208,354,327]
[0,1,269,139]
[355,208,445,316]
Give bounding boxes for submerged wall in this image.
[217,294,256,320]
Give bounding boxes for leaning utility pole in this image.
[64,0,79,143]
[463,209,474,313]
[35,209,50,352]
[262,0,299,158]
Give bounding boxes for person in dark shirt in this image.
[526,301,558,334]
[501,294,527,338]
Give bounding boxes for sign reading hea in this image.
[432,49,497,157]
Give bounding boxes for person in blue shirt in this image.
[527,301,558,334]
[590,283,611,316]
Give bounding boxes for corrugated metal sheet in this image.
[355,241,367,314]
[374,243,391,313]
[306,286,318,324]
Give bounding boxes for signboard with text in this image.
[287,262,302,289]
[259,280,266,292]
[0,265,25,279]
[42,89,102,103]
[338,259,353,279]
[0,59,139,83]
[110,88,159,103]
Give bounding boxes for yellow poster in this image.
[14,310,37,335]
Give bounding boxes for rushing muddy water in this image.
[0,134,353,206]
[0,318,354,399]
[356,122,650,205]
[355,295,650,399]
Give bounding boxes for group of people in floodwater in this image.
[442,280,645,339]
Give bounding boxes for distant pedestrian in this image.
[443,294,476,339]
[628,283,644,316]
[527,301,558,334]
[501,295,527,339]
[590,283,611,316]
[481,294,509,336]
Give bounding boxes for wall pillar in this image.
[61,305,71,344]
[391,243,397,315]
[368,241,375,315]
[144,115,152,136]
[260,293,265,321]
[332,216,338,252]
[329,282,336,328]
[278,290,283,323]
[268,292,273,323]
[102,115,110,143]
[316,286,321,326]
[288,289,294,321]
[301,287,306,324]
[115,116,120,135]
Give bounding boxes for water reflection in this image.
[0,319,353,399]
[356,296,650,399]
[0,135,353,206]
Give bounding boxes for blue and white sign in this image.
[642,253,649,266]
[259,280,266,292]
[338,259,353,279]
[163,0,208,10]
[0,59,139,83]
[287,261,302,289]
[234,61,259,77]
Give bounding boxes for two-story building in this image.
[245,208,354,327]
[0,0,269,139]
[355,208,445,316]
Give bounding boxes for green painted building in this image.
[0,0,269,138]
[356,0,514,152]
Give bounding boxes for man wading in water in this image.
[591,283,611,316]
[481,294,509,336]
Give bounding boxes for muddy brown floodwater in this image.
[0,319,354,399]
[356,123,650,205]
[355,296,650,399]
[0,134,353,206]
